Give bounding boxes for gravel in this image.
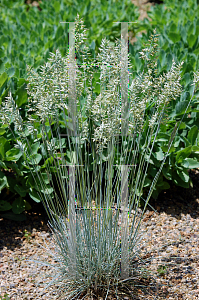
[1,169,199,299]
[0,205,198,300]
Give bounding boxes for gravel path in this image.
[0,170,199,299]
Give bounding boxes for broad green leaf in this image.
[45,39,53,50]
[34,58,45,69]
[193,48,199,55]
[161,145,175,153]
[27,153,42,165]
[29,188,41,203]
[156,180,170,189]
[159,49,166,67]
[166,53,173,70]
[0,137,10,160]
[0,160,8,169]
[6,148,23,161]
[152,147,164,161]
[173,136,181,147]
[15,83,27,107]
[149,166,158,177]
[162,166,172,180]
[181,158,199,169]
[18,78,26,87]
[66,150,77,164]
[14,184,27,197]
[21,12,26,23]
[24,200,31,210]
[173,171,190,188]
[7,67,15,77]
[176,146,192,163]
[151,188,159,200]
[183,73,191,85]
[94,83,100,94]
[49,166,57,172]
[12,197,26,214]
[180,26,187,43]
[181,136,190,147]
[178,122,186,130]
[145,153,154,164]
[55,26,64,40]
[168,32,181,43]
[0,72,8,88]
[187,33,197,48]
[187,23,195,36]
[156,132,170,142]
[93,72,100,81]
[196,25,199,37]
[143,177,151,187]
[169,23,177,32]
[192,145,199,153]
[27,142,40,156]
[0,200,12,211]
[0,128,6,135]
[135,52,142,72]
[41,186,54,194]
[0,59,5,74]
[176,169,189,183]
[187,125,198,145]
[53,1,60,12]
[175,100,190,115]
[90,40,95,50]
[42,156,54,168]
[0,86,9,105]
[40,173,51,184]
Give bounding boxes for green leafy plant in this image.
[128,0,199,200]
[157,265,167,276]
[23,229,32,242]
[0,294,10,300]
[0,0,139,220]
[0,0,138,79]
[0,16,199,299]
[0,72,67,220]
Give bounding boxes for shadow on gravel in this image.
[147,169,199,220]
[0,170,198,252]
[0,201,49,251]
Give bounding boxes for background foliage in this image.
[0,0,199,220]
[0,0,138,220]
[130,0,199,200]
[0,0,138,79]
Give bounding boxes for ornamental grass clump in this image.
[0,15,199,299]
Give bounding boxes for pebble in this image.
[0,208,198,300]
[1,177,199,300]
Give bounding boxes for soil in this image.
[0,169,199,299]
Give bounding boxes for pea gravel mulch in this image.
[0,169,199,300]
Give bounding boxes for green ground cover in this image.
[0,0,199,220]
